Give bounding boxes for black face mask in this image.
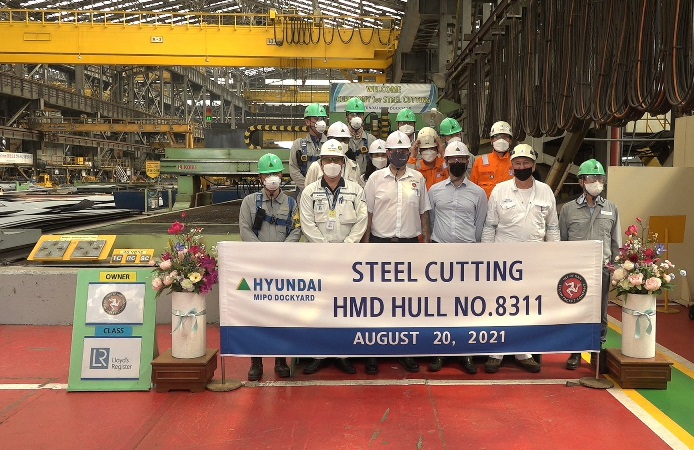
[345,148,356,161]
[514,167,533,181]
[449,162,467,178]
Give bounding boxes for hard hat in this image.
[327,121,351,139]
[418,126,438,140]
[368,139,387,154]
[577,159,606,176]
[509,144,538,161]
[439,118,463,136]
[385,130,412,149]
[396,108,416,123]
[444,141,472,158]
[345,97,366,113]
[304,103,328,118]
[319,139,345,158]
[418,134,437,149]
[258,153,285,174]
[490,121,513,137]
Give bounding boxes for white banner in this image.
[219,241,603,357]
[0,152,33,165]
[330,83,437,113]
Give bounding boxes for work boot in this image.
[566,353,581,370]
[365,357,379,375]
[515,357,541,373]
[274,357,290,378]
[303,358,323,375]
[484,357,503,374]
[335,358,357,374]
[428,357,444,372]
[401,357,420,373]
[461,356,477,374]
[248,357,263,381]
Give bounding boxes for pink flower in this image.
[625,225,638,237]
[152,277,164,291]
[159,259,172,270]
[628,273,644,286]
[168,221,185,235]
[644,277,662,291]
[163,275,175,286]
[636,217,642,223]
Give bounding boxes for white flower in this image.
[623,260,635,271]
[612,268,627,282]
[664,274,672,283]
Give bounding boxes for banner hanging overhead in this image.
[218,241,603,357]
[0,152,33,165]
[330,83,437,113]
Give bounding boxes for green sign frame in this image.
[67,269,157,392]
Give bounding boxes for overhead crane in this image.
[0,9,399,71]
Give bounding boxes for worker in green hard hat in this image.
[395,108,417,141]
[345,97,376,176]
[289,103,328,194]
[438,117,473,178]
[239,152,301,382]
[559,158,620,372]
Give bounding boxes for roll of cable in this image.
[663,0,694,108]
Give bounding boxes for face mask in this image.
[493,140,510,152]
[421,149,437,163]
[399,124,414,135]
[264,175,281,191]
[449,162,467,178]
[322,163,342,178]
[314,120,327,134]
[584,181,604,197]
[350,117,363,130]
[371,156,387,169]
[390,152,408,169]
[514,167,533,181]
[339,142,349,155]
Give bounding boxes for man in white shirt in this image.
[482,144,560,374]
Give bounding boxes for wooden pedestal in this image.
[151,348,218,393]
[606,348,673,390]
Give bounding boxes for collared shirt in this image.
[470,150,513,198]
[300,177,367,243]
[559,194,622,264]
[429,177,488,243]
[407,155,449,190]
[289,133,327,190]
[482,178,560,243]
[304,158,363,187]
[364,167,431,239]
[239,190,302,242]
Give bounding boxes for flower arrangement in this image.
[606,217,685,299]
[151,213,218,297]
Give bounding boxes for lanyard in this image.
[323,186,341,211]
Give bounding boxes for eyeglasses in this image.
[583,175,606,183]
[321,156,343,164]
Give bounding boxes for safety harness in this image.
[298,139,320,176]
[254,193,296,237]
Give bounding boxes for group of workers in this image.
[239,99,621,382]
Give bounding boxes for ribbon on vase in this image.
[172,308,206,333]
[622,306,655,338]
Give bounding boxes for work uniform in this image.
[365,167,431,241]
[470,151,513,198]
[429,178,487,243]
[559,194,621,342]
[407,155,449,190]
[304,158,363,187]
[349,132,376,175]
[300,178,367,243]
[289,134,327,191]
[239,190,301,242]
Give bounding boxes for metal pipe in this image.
[610,127,621,166]
[581,137,674,142]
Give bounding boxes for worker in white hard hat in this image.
[427,140,488,375]
[407,126,448,190]
[361,138,387,184]
[362,130,431,376]
[300,138,368,376]
[304,121,362,186]
[481,143,560,374]
[470,120,514,198]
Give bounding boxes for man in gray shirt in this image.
[559,158,620,370]
[427,141,487,374]
[239,153,301,381]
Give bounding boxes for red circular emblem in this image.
[557,273,588,304]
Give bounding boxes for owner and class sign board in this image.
[68,269,157,392]
[219,241,602,357]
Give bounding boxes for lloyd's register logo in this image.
[236,277,321,302]
[89,348,110,369]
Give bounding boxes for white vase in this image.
[621,293,656,358]
[171,292,207,359]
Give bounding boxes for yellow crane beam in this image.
[244,89,329,104]
[0,9,398,70]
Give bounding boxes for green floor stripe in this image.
[606,325,694,437]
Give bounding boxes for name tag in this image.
[601,211,613,216]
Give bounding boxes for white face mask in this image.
[399,124,415,135]
[421,149,437,163]
[492,139,510,152]
[584,181,604,197]
[264,175,281,191]
[371,156,387,169]
[339,142,349,155]
[314,120,327,134]
[350,116,363,130]
[323,163,343,178]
